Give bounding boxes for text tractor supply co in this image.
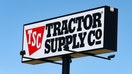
[26,11,103,54]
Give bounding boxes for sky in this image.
[0,0,132,74]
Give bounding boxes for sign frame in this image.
[21,6,118,64]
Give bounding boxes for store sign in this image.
[22,6,118,64]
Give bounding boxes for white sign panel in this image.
[22,6,118,64]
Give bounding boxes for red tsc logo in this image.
[26,26,45,56]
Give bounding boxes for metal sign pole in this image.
[62,55,71,74]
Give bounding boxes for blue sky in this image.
[0,0,132,74]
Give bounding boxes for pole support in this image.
[62,55,71,74]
